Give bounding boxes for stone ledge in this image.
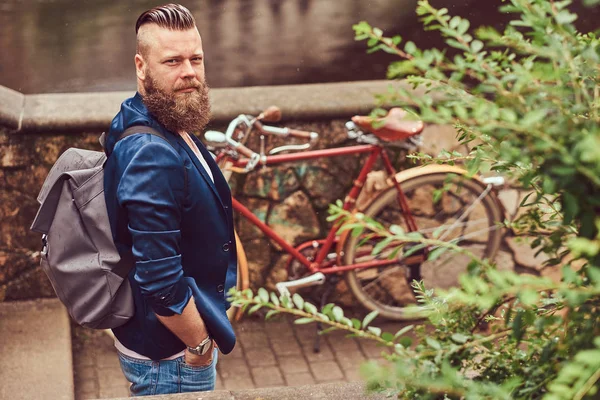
[100,382,388,400]
[0,85,25,130]
[1,80,416,134]
[0,298,74,400]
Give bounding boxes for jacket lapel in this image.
[174,134,226,210]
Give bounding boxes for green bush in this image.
[232,1,600,398]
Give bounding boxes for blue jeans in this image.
[117,348,218,396]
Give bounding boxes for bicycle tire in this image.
[342,172,504,320]
[226,230,249,321]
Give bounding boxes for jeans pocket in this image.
[178,349,218,392]
[117,352,157,396]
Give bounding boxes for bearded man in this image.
[103,4,237,395]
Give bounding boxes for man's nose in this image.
[180,60,196,78]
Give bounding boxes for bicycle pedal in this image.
[276,272,326,297]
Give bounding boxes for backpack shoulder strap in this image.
[100,126,170,155]
[115,125,188,192]
[120,125,167,142]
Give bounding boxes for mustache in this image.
[173,80,203,91]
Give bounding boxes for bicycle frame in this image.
[223,144,424,275]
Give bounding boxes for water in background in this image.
[0,0,597,94]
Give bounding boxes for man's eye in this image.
[193,57,203,63]
[165,59,177,64]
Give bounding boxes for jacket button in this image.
[222,242,230,252]
[217,284,224,293]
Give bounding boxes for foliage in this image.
[354,0,600,265]
[233,1,600,399]
[340,0,600,398]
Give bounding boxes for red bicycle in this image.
[208,107,505,321]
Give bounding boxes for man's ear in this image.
[135,54,146,81]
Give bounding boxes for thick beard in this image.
[142,72,211,134]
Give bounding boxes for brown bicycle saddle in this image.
[351,108,424,142]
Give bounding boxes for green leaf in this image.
[426,337,442,350]
[428,246,448,261]
[555,10,577,24]
[399,336,413,348]
[451,333,469,344]
[471,40,484,53]
[449,16,461,29]
[281,295,293,309]
[294,317,315,325]
[373,237,395,255]
[389,224,405,235]
[258,288,269,303]
[519,289,539,306]
[292,293,304,310]
[362,310,379,328]
[265,310,280,320]
[322,303,335,316]
[381,332,394,342]
[394,324,414,339]
[270,292,280,307]
[367,326,382,337]
[304,302,318,315]
[248,304,262,315]
[351,318,362,330]
[521,109,546,126]
[332,306,344,322]
[405,41,417,54]
[457,19,470,34]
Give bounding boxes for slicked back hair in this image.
[136,4,196,56]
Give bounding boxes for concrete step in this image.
[0,298,74,400]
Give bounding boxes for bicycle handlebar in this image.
[221,109,320,172]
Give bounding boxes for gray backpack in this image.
[30,126,168,329]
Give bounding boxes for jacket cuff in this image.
[148,279,192,316]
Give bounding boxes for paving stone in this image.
[98,382,129,399]
[278,355,310,374]
[244,347,277,366]
[506,236,549,271]
[302,340,335,362]
[283,371,316,386]
[293,323,320,341]
[357,340,391,359]
[335,349,367,371]
[251,366,285,387]
[222,376,256,390]
[74,378,98,399]
[271,339,303,356]
[309,361,345,382]
[234,318,266,333]
[237,331,270,349]
[215,374,224,390]
[342,367,364,382]
[326,334,362,351]
[497,189,520,220]
[222,344,245,359]
[217,358,253,380]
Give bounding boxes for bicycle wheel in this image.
[343,172,504,320]
[226,231,249,321]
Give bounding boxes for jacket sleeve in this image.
[116,136,191,316]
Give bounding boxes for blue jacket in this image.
[104,93,237,359]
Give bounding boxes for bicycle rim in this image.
[344,172,504,320]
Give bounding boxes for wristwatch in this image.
[187,335,213,356]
